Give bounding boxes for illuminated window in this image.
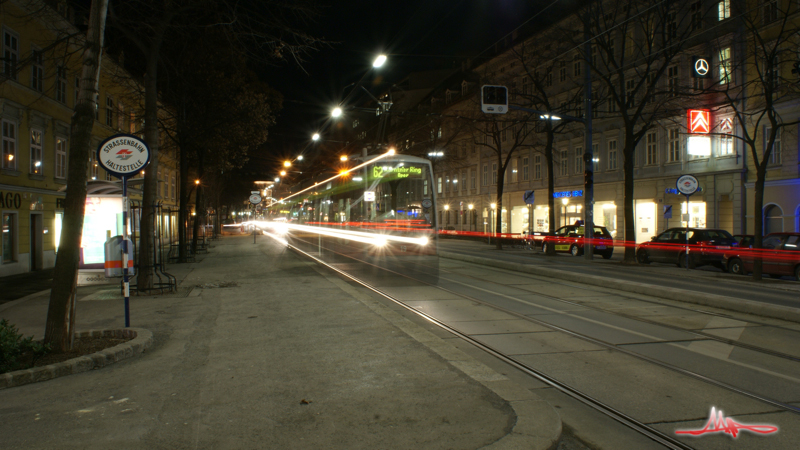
[719,47,731,84]
[2,120,17,171]
[718,0,730,20]
[30,129,43,174]
[55,137,67,179]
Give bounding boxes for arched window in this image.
[764,204,783,234]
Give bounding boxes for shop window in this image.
[681,201,707,228]
[2,212,16,263]
[764,204,783,234]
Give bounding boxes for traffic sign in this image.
[523,190,535,204]
[676,175,699,195]
[481,85,508,114]
[249,194,262,204]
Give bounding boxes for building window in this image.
[461,141,466,158]
[89,152,98,180]
[483,164,488,186]
[2,120,17,171]
[437,176,442,194]
[171,174,176,200]
[560,150,568,176]
[492,163,498,185]
[559,61,566,82]
[668,128,682,162]
[471,168,476,189]
[30,49,43,92]
[352,119,359,129]
[534,155,542,180]
[763,0,778,24]
[461,171,466,192]
[719,47,731,84]
[445,175,450,193]
[766,127,781,165]
[55,137,67,179]
[607,140,618,170]
[2,212,16,263]
[511,159,518,182]
[575,147,583,174]
[719,0,730,20]
[625,79,636,108]
[690,1,703,31]
[646,131,658,165]
[719,118,734,156]
[667,65,679,97]
[666,11,677,41]
[55,65,67,103]
[30,129,43,174]
[546,72,553,87]
[573,58,581,77]
[106,96,114,126]
[522,157,529,181]
[3,29,18,79]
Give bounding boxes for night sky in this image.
[263,0,558,156]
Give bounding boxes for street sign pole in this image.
[122,176,130,327]
[97,134,151,328]
[676,174,700,271]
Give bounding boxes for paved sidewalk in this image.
[0,235,560,449]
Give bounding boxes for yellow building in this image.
[1,0,179,277]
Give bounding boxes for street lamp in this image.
[468,204,474,232]
[444,204,449,228]
[490,203,497,245]
[373,54,387,68]
[297,155,304,161]
[312,133,320,141]
[331,107,343,118]
[340,155,348,162]
[283,161,291,168]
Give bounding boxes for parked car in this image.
[733,234,755,248]
[635,228,737,269]
[724,233,800,280]
[541,224,614,259]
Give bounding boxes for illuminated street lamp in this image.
[297,155,304,161]
[280,170,287,176]
[331,107,343,118]
[340,155,348,162]
[373,54,387,68]
[312,133,320,141]
[283,161,291,168]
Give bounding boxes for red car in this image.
[723,233,800,281]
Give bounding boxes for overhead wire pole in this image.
[583,15,595,260]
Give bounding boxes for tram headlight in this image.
[374,238,388,247]
[419,237,429,246]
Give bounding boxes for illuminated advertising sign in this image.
[688,110,711,134]
[553,190,584,198]
[687,136,711,156]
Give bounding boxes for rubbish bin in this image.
[104,235,134,277]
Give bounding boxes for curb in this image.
[312,264,562,450]
[439,251,800,324]
[0,328,153,390]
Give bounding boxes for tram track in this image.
[282,240,696,450]
[274,232,800,448]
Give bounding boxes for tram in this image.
[263,151,438,255]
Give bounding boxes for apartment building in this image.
[391,0,799,243]
[1,0,179,277]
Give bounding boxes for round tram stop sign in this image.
[97,134,151,178]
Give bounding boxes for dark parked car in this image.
[724,233,800,280]
[541,225,614,259]
[636,228,737,269]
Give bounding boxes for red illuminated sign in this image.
[688,110,711,134]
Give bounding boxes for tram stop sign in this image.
[676,174,699,195]
[249,194,262,204]
[97,134,151,178]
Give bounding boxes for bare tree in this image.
[709,1,800,279]
[572,0,708,263]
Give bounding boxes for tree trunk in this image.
[495,152,504,250]
[752,171,766,281]
[623,139,636,264]
[137,42,162,291]
[44,0,108,352]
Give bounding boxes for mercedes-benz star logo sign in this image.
[695,58,709,76]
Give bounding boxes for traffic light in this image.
[481,85,508,114]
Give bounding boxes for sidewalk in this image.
[0,235,560,450]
